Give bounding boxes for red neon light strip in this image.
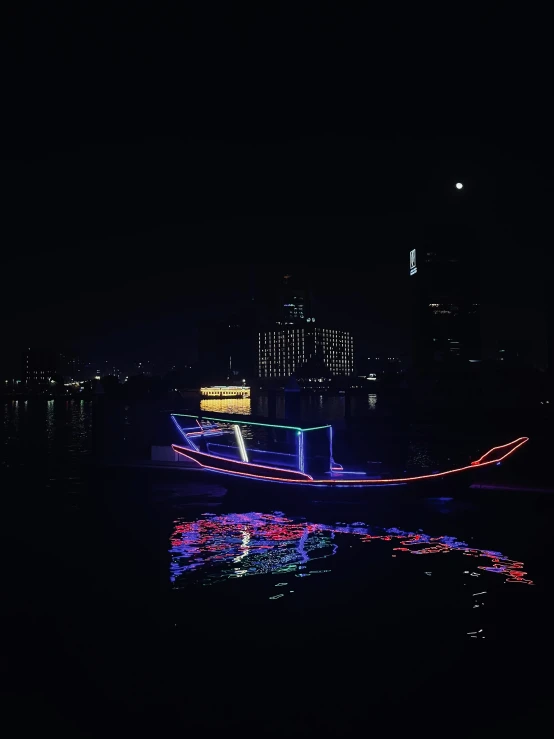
[172,445,314,481]
[172,437,528,486]
[471,437,528,465]
[311,437,529,485]
[173,451,313,484]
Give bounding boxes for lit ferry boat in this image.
[200,386,250,399]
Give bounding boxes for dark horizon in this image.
[1,137,551,370]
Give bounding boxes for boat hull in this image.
[172,445,313,483]
[171,437,528,489]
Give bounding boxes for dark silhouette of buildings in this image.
[22,348,59,386]
[22,348,80,387]
[196,267,261,387]
[59,352,81,381]
[280,275,311,323]
[198,318,256,386]
[410,236,481,370]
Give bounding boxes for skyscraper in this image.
[258,275,354,382]
[409,235,481,369]
[281,275,310,323]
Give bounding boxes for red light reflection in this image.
[170,513,533,586]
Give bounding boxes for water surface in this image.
[2,398,552,734]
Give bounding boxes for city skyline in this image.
[1,137,550,378]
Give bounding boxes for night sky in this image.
[3,5,551,375]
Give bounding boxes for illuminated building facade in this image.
[258,325,354,380]
[258,274,354,382]
[409,235,481,369]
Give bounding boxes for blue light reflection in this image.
[170,512,533,587]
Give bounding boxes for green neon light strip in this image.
[171,413,330,432]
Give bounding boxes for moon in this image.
[455,182,463,190]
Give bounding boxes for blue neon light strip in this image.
[246,448,297,458]
[171,414,198,450]
[209,444,298,464]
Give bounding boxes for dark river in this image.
[2,398,552,735]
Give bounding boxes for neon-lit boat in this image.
[170,413,528,488]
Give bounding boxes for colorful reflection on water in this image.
[170,511,533,587]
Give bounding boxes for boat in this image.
[200,385,251,399]
[170,413,528,488]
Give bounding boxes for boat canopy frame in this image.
[170,413,335,475]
